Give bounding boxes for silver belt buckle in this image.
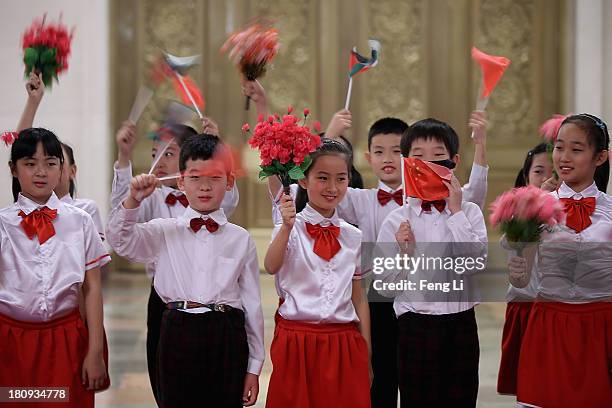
[180,300,188,309]
[214,304,226,312]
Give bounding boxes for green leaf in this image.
[23,47,39,67]
[272,160,286,172]
[288,165,305,180]
[299,155,312,172]
[40,48,56,65]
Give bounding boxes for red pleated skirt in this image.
[517,301,612,408]
[266,315,371,408]
[0,309,110,408]
[497,301,533,395]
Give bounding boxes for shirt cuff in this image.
[470,162,489,178]
[119,203,141,221]
[85,254,111,270]
[446,210,471,231]
[247,358,264,375]
[114,160,133,176]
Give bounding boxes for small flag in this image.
[471,46,511,100]
[403,157,452,201]
[349,39,381,77]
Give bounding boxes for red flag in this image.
[403,157,452,201]
[471,46,511,99]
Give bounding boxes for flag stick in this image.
[344,77,353,110]
[158,173,181,181]
[400,155,405,207]
[128,86,154,124]
[174,72,204,119]
[471,78,489,139]
[148,137,175,175]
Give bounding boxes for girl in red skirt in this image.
[264,139,371,408]
[0,128,110,407]
[508,114,612,407]
[497,143,554,397]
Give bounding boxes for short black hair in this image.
[61,142,77,197]
[10,128,64,202]
[178,133,233,173]
[367,117,408,150]
[400,118,459,157]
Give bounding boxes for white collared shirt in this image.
[110,161,240,277]
[271,163,488,243]
[375,198,488,316]
[0,193,111,322]
[532,182,612,301]
[60,194,105,240]
[272,204,365,324]
[106,204,265,375]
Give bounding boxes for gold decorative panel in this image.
[111,0,567,234]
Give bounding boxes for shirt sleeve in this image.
[271,184,298,226]
[461,163,488,210]
[238,238,265,375]
[336,187,359,225]
[106,203,164,264]
[83,213,111,270]
[445,203,488,275]
[86,201,105,241]
[352,237,366,280]
[221,183,240,218]
[111,161,133,211]
[372,210,410,297]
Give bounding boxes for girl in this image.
[508,114,612,407]
[264,139,371,408]
[0,128,110,407]
[497,142,554,397]
[16,72,105,239]
[514,142,554,188]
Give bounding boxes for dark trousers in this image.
[397,308,479,408]
[146,284,165,406]
[157,308,249,408]
[369,300,399,407]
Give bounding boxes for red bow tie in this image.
[559,197,596,233]
[190,217,219,233]
[166,193,189,207]
[305,222,341,261]
[377,189,403,206]
[18,206,57,244]
[421,200,446,213]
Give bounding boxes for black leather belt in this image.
[166,301,233,312]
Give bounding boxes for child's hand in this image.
[395,221,415,254]
[116,121,137,166]
[201,116,219,136]
[469,110,487,145]
[82,351,107,391]
[241,78,267,112]
[508,256,529,288]
[325,109,352,139]
[25,72,44,105]
[541,176,560,192]
[279,194,296,229]
[242,373,259,406]
[443,175,463,214]
[127,174,158,207]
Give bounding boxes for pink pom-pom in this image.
[539,114,569,142]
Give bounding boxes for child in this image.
[264,139,371,408]
[111,117,239,402]
[15,73,105,239]
[376,118,488,407]
[0,128,110,407]
[107,134,264,407]
[508,114,612,407]
[497,142,554,398]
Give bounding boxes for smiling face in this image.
[365,133,402,188]
[177,158,234,214]
[151,139,180,187]
[527,152,553,188]
[553,123,608,192]
[408,136,460,166]
[298,153,350,218]
[11,141,62,204]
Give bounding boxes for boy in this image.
[376,118,488,407]
[111,112,239,403]
[107,134,264,407]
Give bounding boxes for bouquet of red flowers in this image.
[221,23,279,109]
[22,15,74,87]
[490,185,565,254]
[244,107,321,190]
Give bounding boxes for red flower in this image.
[287,105,294,114]
[241,123,250,133]
[303,108,310,117]
[313,121,322,132]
